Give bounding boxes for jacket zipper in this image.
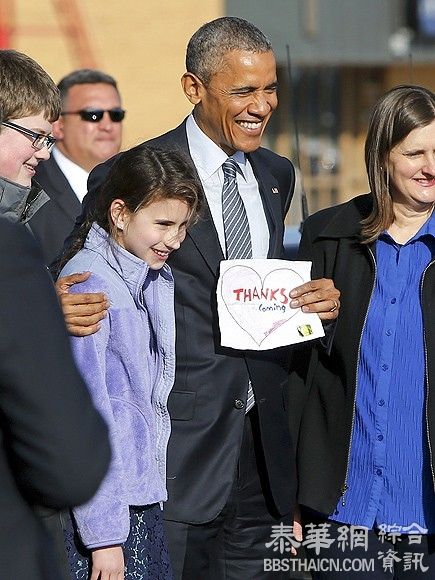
[340,245,377,506]
[421,259,435,490]
[19,189,41,222]
[20,201,32,222]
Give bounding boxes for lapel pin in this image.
[271,187,279,194]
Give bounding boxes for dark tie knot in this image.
[222,158,238,179]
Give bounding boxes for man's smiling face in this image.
[190,49,278,155]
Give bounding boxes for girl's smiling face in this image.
[111,197,191,268]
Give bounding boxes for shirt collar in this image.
[423,208,435,238]
[380,209,435,244]
[52,146,89,178]
[186,113,247,180]
[52,146,89,199]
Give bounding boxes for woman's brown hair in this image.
[362,84,435,243]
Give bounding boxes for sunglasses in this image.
[61,108,126,123]
[1,120,56,151]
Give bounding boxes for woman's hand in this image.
[91,545,124,580]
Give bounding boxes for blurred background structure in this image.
[2,0,435,225]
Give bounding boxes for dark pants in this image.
[34,507,69,580]
[164,408,298,579]
[301,508,435,579]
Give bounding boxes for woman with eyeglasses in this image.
[291,85,435,578]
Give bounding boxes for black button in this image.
[391,298,397,304]
[378,399,385,406]
[377,434,384,441]
[234,399,245,410]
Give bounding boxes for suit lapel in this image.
[37,157,81,219]
[168,122,224,274]
[189,206,225,274]
[248,151,282,258]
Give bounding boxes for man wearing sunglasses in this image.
[30,69,124,266]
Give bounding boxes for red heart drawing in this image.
[220,265,304,346]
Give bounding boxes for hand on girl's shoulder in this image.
[55,271,110,338]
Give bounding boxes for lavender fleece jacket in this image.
[60,223,175,549]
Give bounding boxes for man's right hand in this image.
[55,272,109,337]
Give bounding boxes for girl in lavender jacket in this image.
[59,144,202,580]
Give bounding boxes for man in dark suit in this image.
[65,17,340,579]
[30,69,124,266]
[0,217,111,580]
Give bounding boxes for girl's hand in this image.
[91,546,124,580]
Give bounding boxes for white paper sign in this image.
[217,259,324,351]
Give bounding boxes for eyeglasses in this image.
[1,120,56,151]
[61,108,126,123]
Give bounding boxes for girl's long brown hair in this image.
[59,143,203,269]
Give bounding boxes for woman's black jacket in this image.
[290,194,435,514]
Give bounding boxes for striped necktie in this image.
[222,158,253,260]
[221,157,255,412]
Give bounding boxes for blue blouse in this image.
[330,213,435,532]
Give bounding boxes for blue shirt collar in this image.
[380,209,435,245]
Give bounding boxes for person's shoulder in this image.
[60,248,134,307]
[145,121,187,151]
[61,250,111,294]
[88,152,120,185]
[303,193,372,235]
[0,216,26,239]
[304,203,345,227]
[251,147,295,193]
[253,146,293,169]
[0,219,41,261]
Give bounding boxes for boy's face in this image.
[0,112,52,187]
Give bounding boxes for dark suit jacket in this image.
[82,120,297,523]
[30,155,82,266]
[0,218,110,579]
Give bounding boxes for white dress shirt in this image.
[52,147,89,203]
[186,114,269,259]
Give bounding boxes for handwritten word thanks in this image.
[232,287,292,305]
